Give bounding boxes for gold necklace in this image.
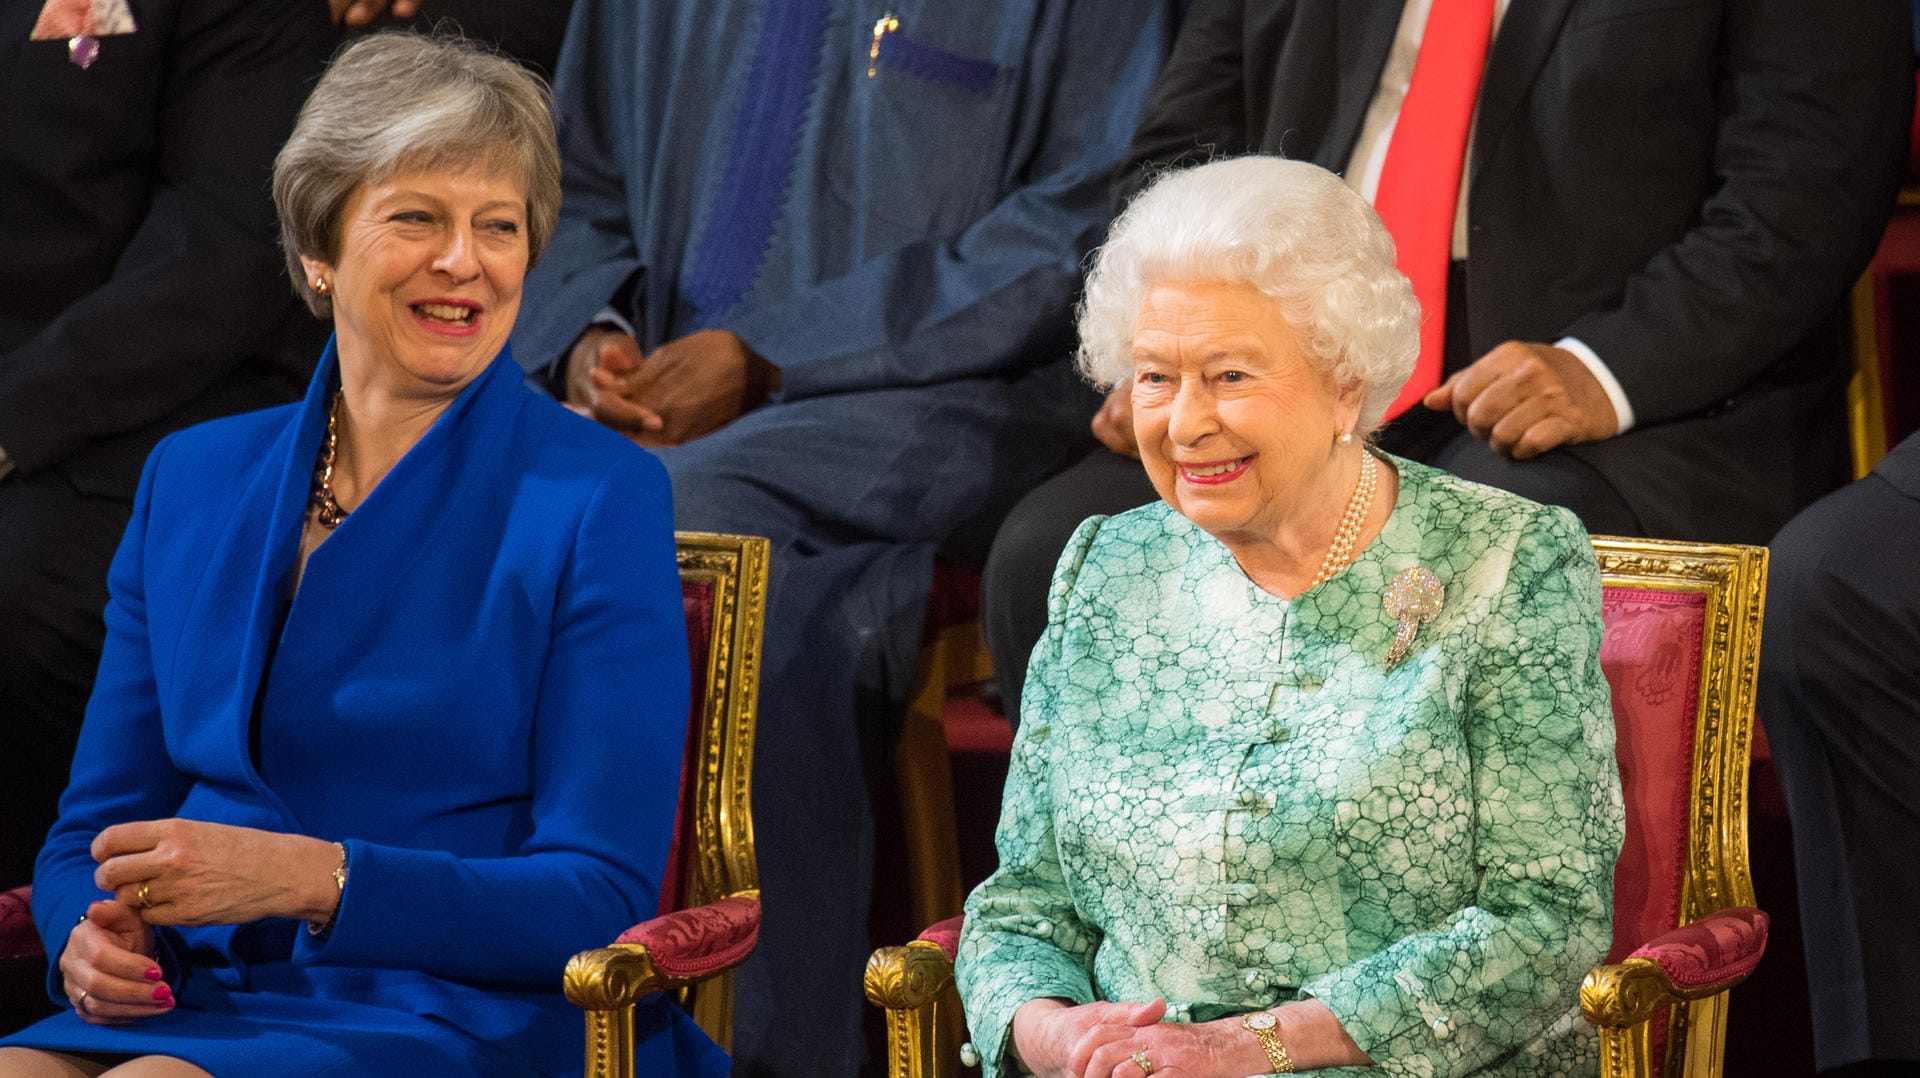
[1308,449,1378,588]
[309,391,350,528]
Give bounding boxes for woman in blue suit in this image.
[0,34,726,1078]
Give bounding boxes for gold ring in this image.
[75,988,90,1013]
[136,883,152,908]
[1132,1050,1154,1076]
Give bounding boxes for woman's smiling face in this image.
[1130,278,1362,548]
[303,166,529,398]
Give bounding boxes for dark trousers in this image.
[1757,437,1920,1070]
[0,468,131,1034]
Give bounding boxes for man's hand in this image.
[93,819,343,928]
[1091,385,1139,458]
[328,0,420,26]
[566,328,776,448]
[564,326,664,435]
[1423,341,1619,459]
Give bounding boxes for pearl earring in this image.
[1337,431,1354,446]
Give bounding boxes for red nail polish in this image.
[144,968,163,982]
[152,985,172,1001]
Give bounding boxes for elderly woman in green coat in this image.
[955,157,1625,1078]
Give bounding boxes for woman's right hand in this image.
[58,900,172,1024]
[1011,997,1168,1078]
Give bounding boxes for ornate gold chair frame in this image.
[566,531,769,1077]
[1579,537,1768,1078]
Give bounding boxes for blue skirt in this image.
[0,980,728,1078]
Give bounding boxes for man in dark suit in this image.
[0,0,334,953]
[1759,431,1920,1077]
[982,0,1914,719]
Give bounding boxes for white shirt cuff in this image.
[1554,336,1634,435]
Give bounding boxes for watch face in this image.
[1245,1012,1277,1031]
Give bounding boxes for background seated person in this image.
[956,158,1625,1077]
[1758,430,1920,1077]
[0,34,724,1078]
[979,0,1913,724]
[507,1,1181,1072]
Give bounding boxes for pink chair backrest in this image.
[1599,584,1706,964]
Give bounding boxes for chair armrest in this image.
[563,892,760,1011]
[0,886,41,963]
[1580,906,1769,1026]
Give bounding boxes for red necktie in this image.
[1373,0,1495,422]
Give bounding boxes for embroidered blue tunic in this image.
[511,2,1181,1072]
[1,344,728,1078]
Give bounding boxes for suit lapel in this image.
[1328,0,1406,166]
[1471,0,1577,176]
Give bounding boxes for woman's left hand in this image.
[92,819,341,928]
[1082,1016,1268,1078]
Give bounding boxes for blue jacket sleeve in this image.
[31,437,196,998]
[293,451,691,984]
[725,0,1178,399]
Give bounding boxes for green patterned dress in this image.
[955,455,1624,1077]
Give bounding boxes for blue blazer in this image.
[15,342,725,1077]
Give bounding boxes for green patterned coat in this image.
[955,456,1624,1077]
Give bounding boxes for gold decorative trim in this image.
[1849,271,1890,479]
[569,532,770,1078]
[1587,536,1768,1077]
[865,942,957,1078]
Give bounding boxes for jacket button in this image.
[1243,970,1269,992]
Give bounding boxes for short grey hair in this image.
[273,32,561,317]
[1077,156,1420,435]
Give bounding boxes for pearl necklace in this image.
[1308,449,1378,588]
[309,391,350,528]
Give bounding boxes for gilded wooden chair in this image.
[0,532,769,1078]
[867,535,1772,1078]
[1579,536,1769,1077]
[566,530,769,1077]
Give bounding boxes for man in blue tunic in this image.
[512,1,1178,1072]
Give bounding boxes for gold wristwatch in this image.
[1242,1011,1295,1074]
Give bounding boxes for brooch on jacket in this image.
[31,0,136,68]
[1383,567,1444,668]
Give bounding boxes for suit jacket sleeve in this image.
[0,0,334,476]
[293,451,691,984]
[1301,509,1624,1073]
[509,0,649,382]
[29,438,197,995]
[1560,0,1913,423]
[721,0,1177,399]
[1112,0,1252,210]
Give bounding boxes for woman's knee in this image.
[0,1046,109,1078]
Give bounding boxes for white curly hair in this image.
[1076,156,1421,435]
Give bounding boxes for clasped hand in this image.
[1011,999,1267,1078]
[91,818,339,928]
[61,819,337,1024]
[564,327,775,447]
[1424,341,1618,458]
